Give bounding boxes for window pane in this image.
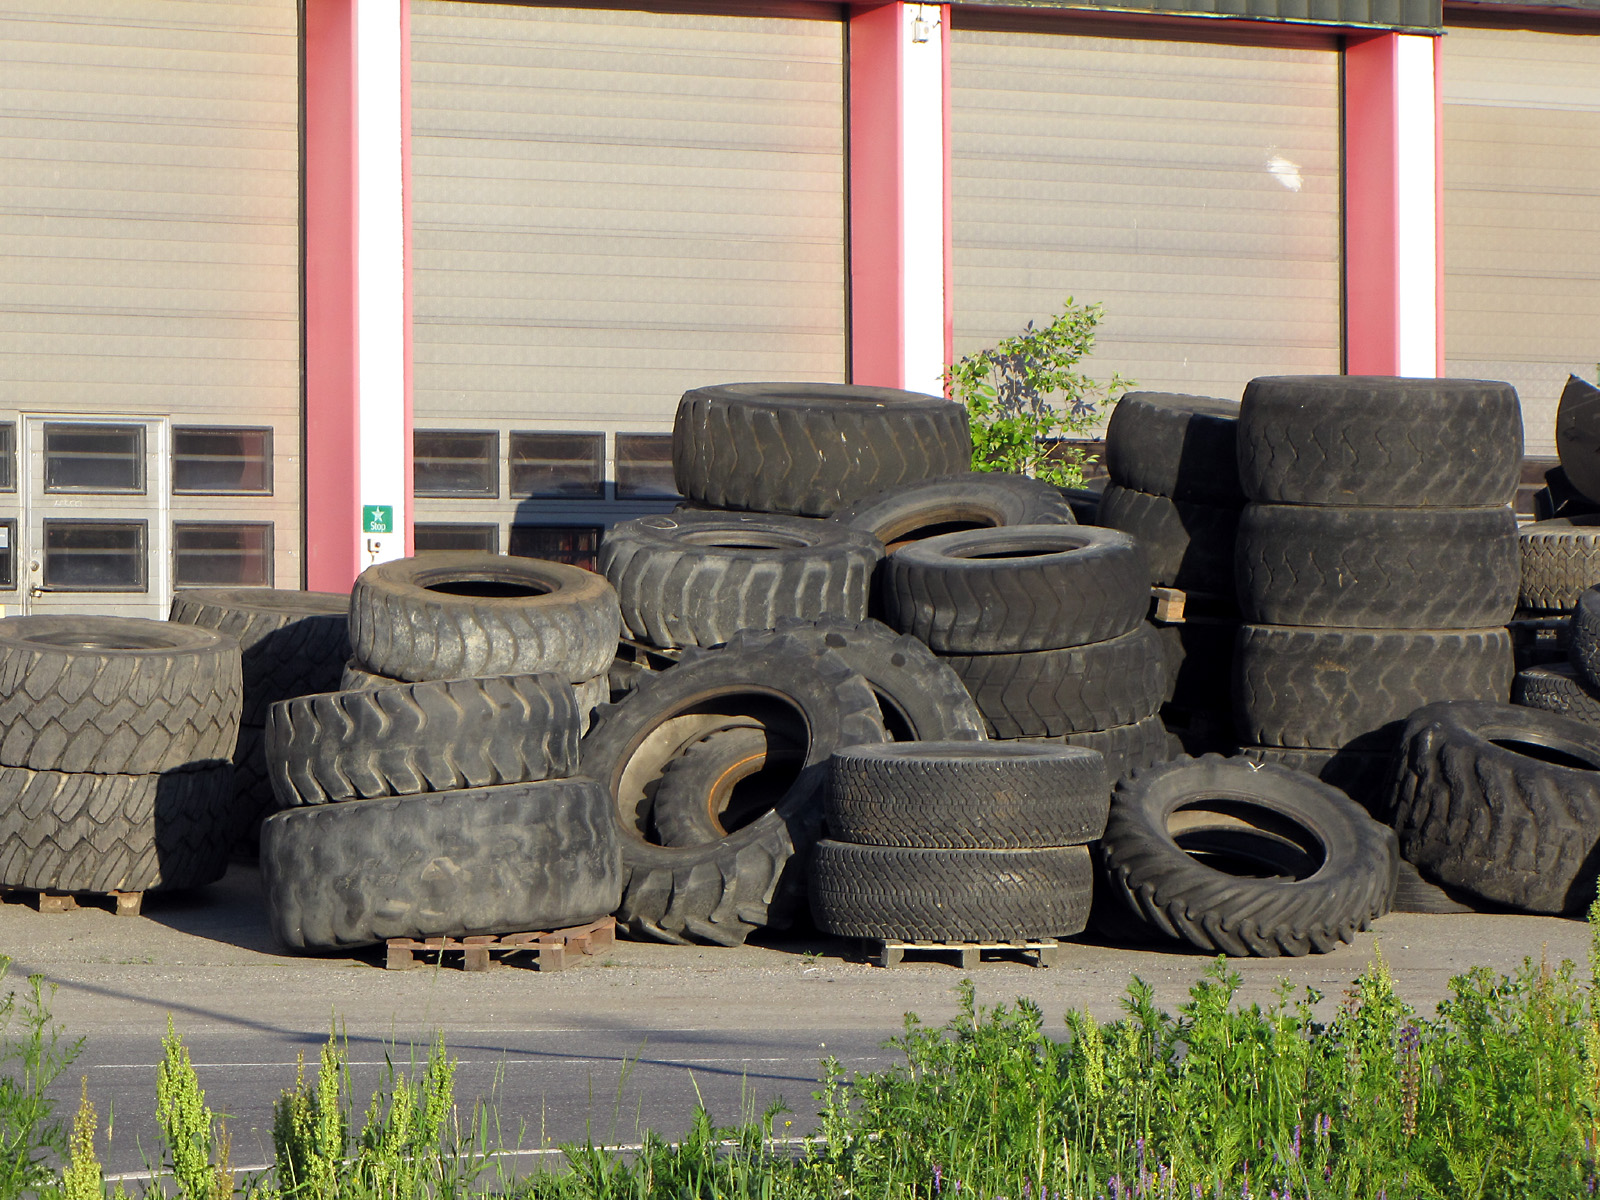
[0,425,15,492]
[173,428,272,494]
[43,521,147,591]
[44,424,144,493]
[509,432,604,498]
[173,524,272,587]
[415,523,498,554]
[508,525,601,572]
[414,431,498,497]
[615,433,679,500]
[0,520,15,589]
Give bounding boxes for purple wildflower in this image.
[934,1164,943,1195]
[1291,1127,1301,1159]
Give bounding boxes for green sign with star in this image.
[362,505,393,534]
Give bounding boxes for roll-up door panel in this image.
[951,25,1341,404]
[1443,23,1600,456]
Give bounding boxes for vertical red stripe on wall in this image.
[303,0,361,591]
[1433,33,1445,375]
[940,2,953,375]
[848,2,905,388]
[1343,33,1400,376]
[399,0,415,555]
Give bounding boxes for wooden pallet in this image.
[867,938,1060,969]
[1148,586,1237,625]
[1,888,142,916]
[384,916,615,973]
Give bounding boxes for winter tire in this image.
[265,673,579,807]
[1387,701,1600,914]
[1555,374,1600,504]
[0,616,241,775]
[673,383,972,517]
[826,741,1109,849]
[600,512,881,650]
[348,552,620,684]
[1237,376,1522,508]
[1513,663,1600,724]
[1098,755,1397,956]
[1519,517,1600,611]
[829,472,1074,550]
[1104,391,1244,505]
[1095,485,1239,594]
[1062,715,1177,782]
[809,841,1093,941]
[1236,504,1519,629]
[260,777,623,951]
[882,525,1148,653]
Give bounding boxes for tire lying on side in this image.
[348,552,621,685]
[599,513,881,650]
[1062,715,1177,782]
[1094,485,1239,594]
[0,616,242,775]
[1104,391,1244,505]
[1519,517,1600,611]
[1387,701,1600,914]
[1512,663,1600,725]
[579,633,886,946]
[673,382,973,517]
[265,673,580,807]
[829,471,1075,550]
[1097,755,1397,956]
[260,777,623,951]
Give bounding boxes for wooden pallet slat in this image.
[3,888,144,917]
[384,916,614,973]
[867,937,1061,969]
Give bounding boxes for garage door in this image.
[1443,20,1600,456]
[951,19,1342,407]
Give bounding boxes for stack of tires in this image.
[1096,391,1247,755]
[0,616,244,897]
[1234,377,1521,810]
[1514,584,1600,725]
[810,742,1105,944]
[169,588,350,847]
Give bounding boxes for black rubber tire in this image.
[1510,614,1571,671]
[0,763,237,894]
[1104,391,1244,505]
[1237,376,1523,507]
[1060,715,1177,782]
[599,512,881,650]
[1156,619,1238,711]
[260,777,623,951]
[809,841,1093,941]
[1161,705,1241,758]
[1057,486,1104,525]
[1235,624,1514,750]
[579,631,886,945]
[652,723,803,847]
[265,673,580,807]
[348,552,620,684]
[882,525,1149,653]
[1236,504,1520,629]
[829,472,1074,549]
[339,659,396,691]
[0,616,242,775]
[1098,755,1397,956]
[1095,485,1239,594]
[1391,858,1479,915]
[942,624,1167,738]
[826,741,1109,848]
[1537,463,1600,521]
[1238,745,1398,816]
[1569,587,1600,690]
[230,724,278,849]
[574,675,607,736]
[1519,517,1600,611]
[1512,663,1600,724]
[673,383,972,517]
[1555,374,1600,504]
[169,589,350,725]
[1387,701,1600,914]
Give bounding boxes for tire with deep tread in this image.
[1391,858,1479,915]
[1104,391,1244,505]
[1062,716,1177,782]
[882,525,1149,653]
[1556,374,1600,504]
[1519,517,1600,611]
[1237,376,1523,507]
[580,633,887,945]
[809,841,1093,941]
[260,777,623,950]
[1238,745,1398,815]
[0,763,238,893]
[1095,485,1239,593]
[652,724,803,848]
[1098,755,1397,956]
[349,553,620,684]
[600,513,881,650]
[1235,624,1514,750]
[169,589,351,724]
[673,383,972,517]
[1236,504,1519,629]
[1513,663,1600,724]
[942,624,1167,738]
[340,659,396,691]
[826,741,1109,848]
[829,472,1074,548]
[1568,587,1600,689]
[265,674,579,807]
[1387,701,1600,913]
[230,724,278,846]
[0,616,241,775]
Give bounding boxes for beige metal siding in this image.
[0,0,302,592]
[951,23,1342,406]
[1443,22,1600,456]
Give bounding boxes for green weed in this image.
[0,957,81,1200]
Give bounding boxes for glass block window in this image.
[44,424,144,493]
[0,425,15,492]
[615,434,679,500]
[509,432,604,498]
[173,523,273,587]
[508,525,602,572]
[173,428,272,494]
[415,523,499,554]
[414,430,498,497]
[42,521,147,591]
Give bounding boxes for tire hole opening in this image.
[1489,738,1600,771]
[28,632,172,651]
[424,579,551,599]
[1168,799,1326,881]
[875,691,918,742]
[678,532,812,551]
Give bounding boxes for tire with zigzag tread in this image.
[1104,391,1244,505]
[1095,484,1239,593]
[1519,517,1600,611]
[1512,662,1600,724]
